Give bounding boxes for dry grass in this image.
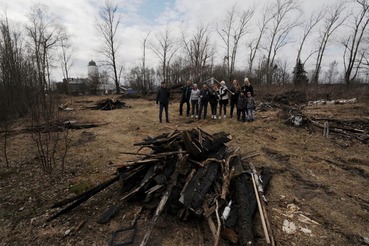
[1,94,369,245]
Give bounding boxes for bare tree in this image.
[217,4,255,82]
[0,15,31,168]
[324,60,339,83]
[292,10,324,85]
[274,58,291,85]
[26,4,66,90]
[342,0,369,84]
[182,22,214,84]
[26,4,70,174]
[264,0,301,85]
[59,35,75,82]
[312,1,347,84]
[95,0,122,94]
[247,4,273,77]
[150,25,179,85]
[142,31,150,90]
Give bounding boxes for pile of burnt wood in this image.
[48,128,274,245]
[91,98,130,110]
[117,128,274,245]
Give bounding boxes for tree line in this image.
[125,0,369,91]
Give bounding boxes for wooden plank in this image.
[140,152,188,246]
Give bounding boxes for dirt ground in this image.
[1,93,369,246]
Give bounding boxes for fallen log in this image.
[235,167,272,245]
[180,145,226,215]
[50,175,119,209]
[47,175,119,221]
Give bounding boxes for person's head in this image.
[187,80,191,86]
[247,92,251,97]
[161,81,166,88]
[244,78,250,86]
[213,84,218,90]
[233,80,238,86]
[194,83,197,89]
[241,91,245,96]
[221,81,225,86]
[204,84,208,89]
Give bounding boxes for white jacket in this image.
[190,89,200,101]
[219,86,229,101]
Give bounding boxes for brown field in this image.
[1,90,369,246]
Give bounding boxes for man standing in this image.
[198,84,210,120]
[156,82,170,123]
[179,80,192,116]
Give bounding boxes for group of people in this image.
[156,78,255,123]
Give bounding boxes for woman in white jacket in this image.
[190,84,200,118]
[218,81,229,119]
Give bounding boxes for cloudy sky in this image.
[2,0,350,83]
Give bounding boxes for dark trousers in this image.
[219,103,227,116]
[159,102,169,122]
[230,97,238,117]
[198,102,208,119]
[191,100,198,116]
[180,98,190,116]
[210,102,217,116]
[237,108,246,122]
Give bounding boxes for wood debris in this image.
[48,128,274,246]
[91,98,131,110]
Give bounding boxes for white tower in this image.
[88,60,98,78]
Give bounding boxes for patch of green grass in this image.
[69,182,92,195]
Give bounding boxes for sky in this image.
[2,0,351,83]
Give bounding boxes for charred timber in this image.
[180,145,226,214]
[236,167,271,246]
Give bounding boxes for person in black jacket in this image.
[210,84,219,119]
[156,82,170,123]
[198,84,210,120]
[179,80,192,116]
[241,78,254,97]
[229,79,241,118]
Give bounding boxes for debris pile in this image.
[308,98,357,106]
[307,117,369,143]
[257,102,280,111]
[92,98,130,110]
[48,128,274,245]
[58,101,74,111]
[273,90,307,106]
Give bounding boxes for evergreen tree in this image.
[293,59,309,86]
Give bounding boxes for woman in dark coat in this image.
[210,84,219,119]
[229,79,241,118]
[241,78,254,97]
